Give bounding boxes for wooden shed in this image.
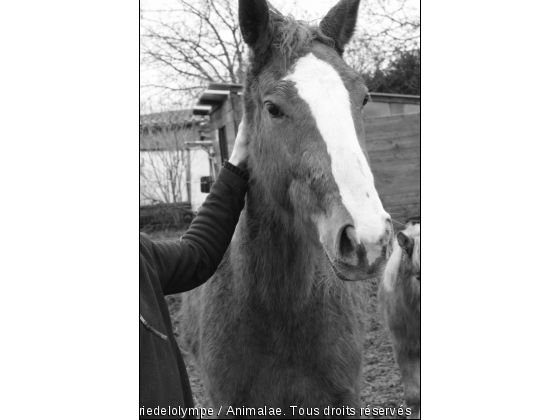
[194,82,244,174]
[195,84,420,225]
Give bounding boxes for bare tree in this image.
[141,0,246,111]
[140,124,195,204]
[345,0,420,77]
[140,0,419,111]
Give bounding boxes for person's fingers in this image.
[237,120,247,141]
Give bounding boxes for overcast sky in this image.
[142,0,359,18]
[142,0,419,21]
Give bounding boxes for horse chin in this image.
[329,256,386,282]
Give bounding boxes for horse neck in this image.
[231,183,322,309]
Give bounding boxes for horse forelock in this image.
[246,8,335,80]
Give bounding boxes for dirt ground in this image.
[144,228,410,419]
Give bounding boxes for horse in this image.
[378,222,420,419]
[178,0,393,417]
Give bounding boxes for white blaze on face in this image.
[285,53,388,256]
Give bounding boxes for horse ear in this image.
[397,232,414,258]
[319,0,361,55]
[239,0,272,54]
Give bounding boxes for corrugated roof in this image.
[140,110,195,128]
[140,109,215,151]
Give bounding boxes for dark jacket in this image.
[140,164,248,419]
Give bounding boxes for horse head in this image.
[239,0,393,281]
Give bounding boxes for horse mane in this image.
[247,6,335,76]
[382,223,420,291]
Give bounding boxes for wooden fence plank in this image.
[376,180,419,197]
[370,159,420,177]
[368,146,420,163]
[365,134,419,153]
[374,174,420,190]
[379,191,420,206]
[364,114,420,140]
[364,112,420,223]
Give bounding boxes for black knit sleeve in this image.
[149,166,248,294]
[223,160,249,181]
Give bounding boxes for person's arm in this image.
[149,120,250,294]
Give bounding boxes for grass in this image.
[143,228,409,419]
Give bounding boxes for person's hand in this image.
[228,119,249,167]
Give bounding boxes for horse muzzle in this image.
[331,224,393,281]
[316,214,394,282]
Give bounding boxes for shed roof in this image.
[195,83,245,115]
[140,109,215,151]
[140,110,196,129]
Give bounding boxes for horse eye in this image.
[265,102,282,118]
[362,95,369,107]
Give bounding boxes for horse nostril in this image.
[339,226,357,259]
[387,218,394,234]
[379,219,394,246]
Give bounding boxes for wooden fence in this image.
[365,113,420,226]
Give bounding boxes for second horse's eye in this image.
[362,94,370,107]
[265,102,282,118]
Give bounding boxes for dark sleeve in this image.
[149,165,248,295]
